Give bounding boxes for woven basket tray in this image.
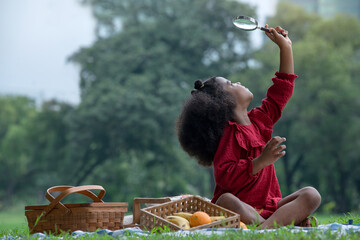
[25,185,128,234]
[139,195,240,231]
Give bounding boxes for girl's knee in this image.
[216,192,236,206]
[215,193,244,215]
[216,193,264,225]
[216,192,247,213]
[300,187,321,209]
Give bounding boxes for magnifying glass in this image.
[233,16,286,37]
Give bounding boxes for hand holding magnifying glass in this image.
[233,16,287,37]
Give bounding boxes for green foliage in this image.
[0,96,36,205]
[285,14,360,213]
[267,2,320,43]
[0,96,75,207]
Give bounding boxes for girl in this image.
[176,25,321,229]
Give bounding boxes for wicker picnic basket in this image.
[139,195,240,231]
[25,185,128,234]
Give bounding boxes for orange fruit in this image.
[189,211,211,227]
[239,221,248,229]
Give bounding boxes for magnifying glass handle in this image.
[260,27,287,37]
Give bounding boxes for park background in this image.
[1,0,360,230]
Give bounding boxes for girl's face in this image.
[216,77,253,108]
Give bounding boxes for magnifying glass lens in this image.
[233,18,257,30]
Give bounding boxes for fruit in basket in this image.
[239,221,248,229]
[166,215,190,230]
[174,212,193,221]
[210,216,226,222]
[189,211,212,227]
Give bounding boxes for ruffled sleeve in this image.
[249,71,297,131]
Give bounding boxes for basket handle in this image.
[132,197,171,224]
[45,185,105,213]
[42,185,106,216]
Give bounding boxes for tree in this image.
[293,14,360,212]
[0,96,36,206]
[0,97,74,206]
[25,100,74,190]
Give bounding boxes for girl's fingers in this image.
[276,151,286,158]
[267,25,289,38]
[275,144,286,153]
[267,28,282,42]
[274,26,284,32]
[265,137,285,152]
[269,136,286,146]
[265,32,273,38]
[270,28,281,38]
[264,24,275,40]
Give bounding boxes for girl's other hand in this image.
[261,136,287,165]
[252,136,286,175]
[264,24,292,49]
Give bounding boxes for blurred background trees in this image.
[1,0,360,214]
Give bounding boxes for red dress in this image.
[211,72,298,219]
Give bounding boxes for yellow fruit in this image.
[210,216,226,222]
[189,211,212,227]
[239,221,248,229]
[174,212,193,221]
[166,215,190,230]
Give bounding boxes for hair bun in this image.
[194,80,203,90]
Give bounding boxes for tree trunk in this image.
[74,157,105,186]
[283,153,303,195]
[336,154,349,212]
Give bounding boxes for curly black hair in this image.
[176,77,236,167]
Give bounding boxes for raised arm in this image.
[251,26,294,175]
[265,24,294,74]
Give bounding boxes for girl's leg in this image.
[261,186,321,229]
[215,192,265,225]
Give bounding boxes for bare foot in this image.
[298,216,318,227]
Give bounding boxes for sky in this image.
[0,0,277,105]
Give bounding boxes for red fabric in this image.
[211,72,298,219]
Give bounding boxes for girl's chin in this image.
[248,92,254,99]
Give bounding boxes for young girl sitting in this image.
[176,25,321,229]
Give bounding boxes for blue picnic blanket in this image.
[1,223,360,239]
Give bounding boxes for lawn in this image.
[0,205,359,239]
[0,205,27,232]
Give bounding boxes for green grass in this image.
[0,206,359,239]
[0,204,27,232]
[314,212,360,225]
